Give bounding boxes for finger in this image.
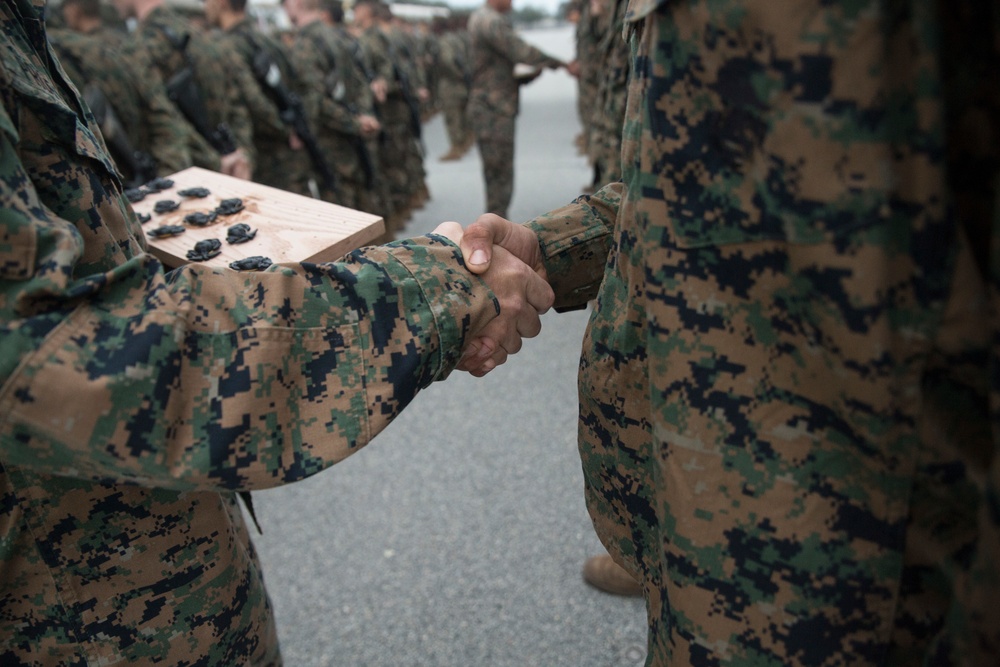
[457,336,496,371]
[432,221,463,245]
[515,306,543,340]
[484,316,522,359]
[462,345,506,377]
[467,359,496,378]
[523,270,555,315]
[459,213,513,274]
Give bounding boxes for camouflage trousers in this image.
[468,105,514,218]
[375,103,420,215]
[437,83,471,150]
[253,137,315,198]
[316,134,371,213]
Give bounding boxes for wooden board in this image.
[131,167,385,269]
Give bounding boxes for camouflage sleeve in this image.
[291,33,360,135]
[222,38,287,144]
[525,181,620,311]
[362,32,399,94]
[203,47,256,167]
[127,56,196,176]
[481,12,562,68]
[0,117,497,493]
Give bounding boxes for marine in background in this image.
[284,0,383,214]
[467,0,567,218]
[433,16,473,162]
[204,0,322,197]
[113,0,255,179]
[48,0,203,187]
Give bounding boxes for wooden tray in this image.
[131,167,385,269]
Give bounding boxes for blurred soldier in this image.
[415,20,439,122]
[353,0,416,234]
[284,0,382,213]
[49,0,202,187]
[354,1,429,221]
[435,17,473,162]
[467,0,567,218]
[112,0,255,180]
[588,0,627,185]
[383,5,431,213]
[204,0,323,196]
[573,0,603,189]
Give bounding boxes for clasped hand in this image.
[433,216,552,377]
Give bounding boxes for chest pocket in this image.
[1,29,121,183]
[627,1,895,250]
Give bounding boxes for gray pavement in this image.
[250,25,648,667]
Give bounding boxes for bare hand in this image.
[435,220,553,376]
[459,213,546,278]
[358,114,382,138]
[220,149,252,180]
[371,79,388,104]
[456,215,551,376]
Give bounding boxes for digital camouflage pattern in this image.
[572,0,601,161]
[435,27,472,154]
[467,3,562,217]
[384,21,428,211]
[46,25,199,183]
[292,18,375,211]
[124,5,257,171]
[356,16,416,227]
[0,1,498,663]
[526,0,1000,664]
[222,17,315,197]
[590,0,627,183]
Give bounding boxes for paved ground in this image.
[250,25,649,667]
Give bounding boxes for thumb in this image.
[459,213,512,275]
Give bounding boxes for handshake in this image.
[433,214,554,378]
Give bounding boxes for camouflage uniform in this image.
[385,21,429,210]
[587,0,627,184]
[221,17,316,197]
[525,0,1000,664]
[357,21,415,228]
[435,27,473,155]
[467,4,562,218]
[573,0,600,161]
[47,26,198,185]
[124,5,256,172]
[0,2,499,663]
[291,18,377,212]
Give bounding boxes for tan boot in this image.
[582,554,643,597]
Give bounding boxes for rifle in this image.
[159,27,238,156]
[246,37,339,193]
[83,84,157,188]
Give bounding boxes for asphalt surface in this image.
[250,24,649,667]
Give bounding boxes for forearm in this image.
[526,182,621,311]
[0,213,495,491]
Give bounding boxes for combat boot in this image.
[582,554,643,597]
